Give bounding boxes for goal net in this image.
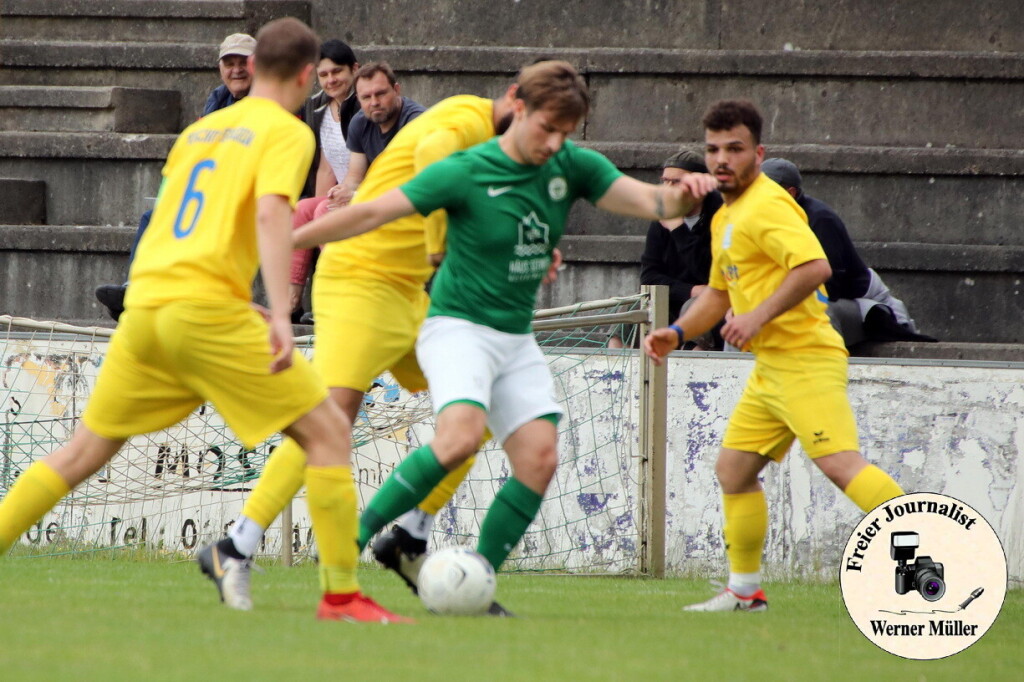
[1,295,651,573]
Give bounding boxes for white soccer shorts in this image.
[416,315,563,444]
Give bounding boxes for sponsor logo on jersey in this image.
[514,212,550,257]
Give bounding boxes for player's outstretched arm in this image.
[256,194,299,374]
[643,287,730,365]
[596,174,718,221]
[721,258,832,350]
[293,188,417,249]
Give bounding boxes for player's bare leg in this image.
[472,417,559,617]
[815,449,903,512]
[0,425,124,553]
[199,398,411,622]
[371,401,481,592]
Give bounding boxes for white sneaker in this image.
[197,542,253,611]
[683,587,768,612]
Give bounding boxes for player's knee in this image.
[515,444,558,488]
[535,444,558,482]
[287,400,351,462]
[714,458,753,494]
[434,428,482,463]
[714,458,734,487]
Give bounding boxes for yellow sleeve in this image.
[255,117,315,207]
[758,197,825,270]
[414,127,464,258]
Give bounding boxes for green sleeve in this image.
[569,146,625,204]
[399,155,470,216]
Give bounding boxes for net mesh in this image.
[1,298,646,573]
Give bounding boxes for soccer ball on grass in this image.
[417,547,496,615]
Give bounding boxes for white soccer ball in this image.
[418,547,496,616]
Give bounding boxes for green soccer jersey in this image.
[400,138,623,333]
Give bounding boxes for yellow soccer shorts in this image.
[82,301,327,448]
[311,272,429,393]
[722,350,859,460]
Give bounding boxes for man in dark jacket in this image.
[202,33,257,116]
[610,150,724,348]
[761,158,933,346]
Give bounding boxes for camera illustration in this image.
[891,531,946,601]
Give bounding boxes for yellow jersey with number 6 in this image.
[126,96,314,308]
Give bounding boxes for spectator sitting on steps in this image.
[760,158,936,347]
[609,150,724,349]
[203,33,258,115]
[95,33,258,321]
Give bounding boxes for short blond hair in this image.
[515,60,590,122]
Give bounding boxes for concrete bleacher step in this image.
[1,0,310,46]
[314,0,1023,53]
[0,131,172,226]
[552,236,1024,346]
[358,45,1024,150]
[576,142,1024,247]
[0,86,180,134]
[3,42,1023,140]
[855,342,1024,363]
[0,178,46,224]
[0,224,133,321]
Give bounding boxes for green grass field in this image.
[1,557,1019,681]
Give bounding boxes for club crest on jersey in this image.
[514,212,550,257]
[548,176,568,201]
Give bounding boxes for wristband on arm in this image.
[668,324,685,350]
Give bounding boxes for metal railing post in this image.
[637,285,668,577]
[281,500,293,567]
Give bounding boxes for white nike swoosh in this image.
[487,186,514,197]
[394,472,416,493]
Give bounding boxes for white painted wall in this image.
[3,335,1020,583]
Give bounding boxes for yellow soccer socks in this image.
[844,464,905,512]
[722,490,768,595]
[0,460,70,553]
[240,438,307,530]
[306,465,360,596]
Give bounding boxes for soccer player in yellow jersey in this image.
[644,100,904,612]
[201,81,522,608]
[0,18,408,624]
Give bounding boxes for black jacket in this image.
[795,192,871,300]
[300,90,360,198]
[639,191,723,318]
[202,85,243,116]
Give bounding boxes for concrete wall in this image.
[313,0,1024,52]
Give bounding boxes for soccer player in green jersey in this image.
[294,60,717,608]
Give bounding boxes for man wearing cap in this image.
[203,33,257,116]
[609,150,723,348]
[760,158,932,346]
